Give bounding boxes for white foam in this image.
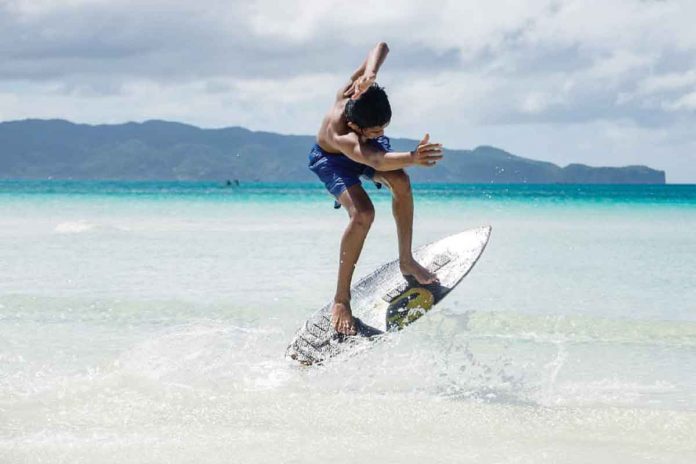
[541,379,679,407]
[115,322,291,391]
[54,221,96,234]
[53,220,132,234]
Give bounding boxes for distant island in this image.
[0,119,666,184]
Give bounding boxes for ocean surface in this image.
[1,180,695,463]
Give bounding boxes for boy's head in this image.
[344,83,391,139]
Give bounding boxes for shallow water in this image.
[1,181,695,463]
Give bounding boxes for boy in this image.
[309,42,444,335]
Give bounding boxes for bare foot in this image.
[400,258,438,285]
[331,301,357,335]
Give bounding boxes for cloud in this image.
[637,70,696,95]
[663,91,696,111]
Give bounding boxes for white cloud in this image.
[4,0,109,16]
[636,70,696,97]
[519,92,559,114]
[663,91,696,111]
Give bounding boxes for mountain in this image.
[0,119,666,183]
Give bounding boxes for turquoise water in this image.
[2,180,695,204]
[1,181,695,463]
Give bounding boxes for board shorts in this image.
[308,136,391,208]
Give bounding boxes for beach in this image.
[1,181,695,463]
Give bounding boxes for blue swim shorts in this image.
[308,136,391,207]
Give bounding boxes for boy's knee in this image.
[351,206,375,228]
[390,170,411,194]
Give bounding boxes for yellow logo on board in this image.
[386,287,435,330]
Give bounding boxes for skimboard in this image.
[286,226,492,365]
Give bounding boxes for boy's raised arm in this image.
[337,42,390,101]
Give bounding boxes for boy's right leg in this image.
[332,183,375,335]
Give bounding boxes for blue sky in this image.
[1,0,695,182]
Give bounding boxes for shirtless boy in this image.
[309,42,444,335]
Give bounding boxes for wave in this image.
[442,309,696,348]
[53,220,130,234]
[3,296,695,410]
[54,220,96,233]
[4,294,693,348]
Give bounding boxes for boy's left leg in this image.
[373,169,438,284]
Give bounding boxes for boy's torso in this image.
[315,98,351,155]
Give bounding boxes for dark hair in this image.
[344,84,392,129]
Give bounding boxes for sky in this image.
[1,0,695,182]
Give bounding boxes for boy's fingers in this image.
[418,145,441,154]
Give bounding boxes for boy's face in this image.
[352,122,389,140]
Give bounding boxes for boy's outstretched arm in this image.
[333,133,443,171]
[337,42,390,101]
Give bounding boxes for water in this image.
[1,181,695,463]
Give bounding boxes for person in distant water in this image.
[309,42,444,335]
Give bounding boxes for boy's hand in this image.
[344,73,376,100]
[411,133,443,167]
